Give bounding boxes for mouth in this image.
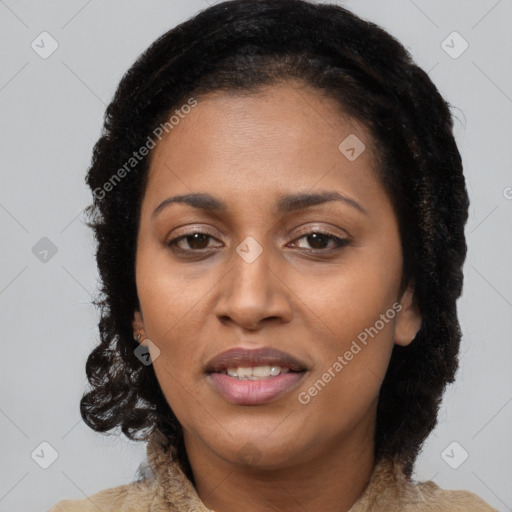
[205,346,307,373]
[205,347,308,405]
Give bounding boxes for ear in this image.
[394,283,422,347]
[132,310,145,342]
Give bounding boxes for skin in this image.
[132,80,422,512]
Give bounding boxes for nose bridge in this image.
[230,237,274,303]
[215,236,291,327]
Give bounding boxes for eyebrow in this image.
[152,190,368,219]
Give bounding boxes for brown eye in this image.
[303,232,330,250]
[168,232,218,251]
[183,233,210,249]
[291,231,349,251]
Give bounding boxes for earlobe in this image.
[132,310,145,342]
[394,285,422,347]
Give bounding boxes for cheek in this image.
[135,248,214,340]
[304,288,396,404]
[134,257,208,395]
[303,255,401,352]
[295,296,396,443]
[137,271,205,428]
[295,247,401,411]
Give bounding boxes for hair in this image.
[80,0,469,479]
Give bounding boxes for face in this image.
[132,81,421,470]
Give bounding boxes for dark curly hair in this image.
[80,0,469,480]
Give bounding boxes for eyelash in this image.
[166,229,349,255]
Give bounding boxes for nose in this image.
[214,243,293,331]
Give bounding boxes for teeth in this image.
[237,367,253,378]
[225,365,291,379]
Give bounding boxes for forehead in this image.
[144,82,385,214]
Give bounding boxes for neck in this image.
[184,420,376,512]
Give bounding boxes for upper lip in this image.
[205,347,308,373]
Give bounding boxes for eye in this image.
[289,230,349,251]
[166,229,349,255]
[167,232,221,252]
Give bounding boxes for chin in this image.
[202,425,307,470]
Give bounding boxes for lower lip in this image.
[208,372,306,405]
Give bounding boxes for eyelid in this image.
[292,223,349,239]
[165,224,220,242]
[290,222,352,245]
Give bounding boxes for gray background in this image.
[0,1,511,511]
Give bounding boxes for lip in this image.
[208,372,306,405]
[205,346,308,373]
[205,347,308,406]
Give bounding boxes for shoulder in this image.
[406,479,500,512]
[48,479,159,512]
[352,457,500,512]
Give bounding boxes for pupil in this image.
[188,233,209,249]
[308,233,328,249]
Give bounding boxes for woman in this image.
[50,0,498,510]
